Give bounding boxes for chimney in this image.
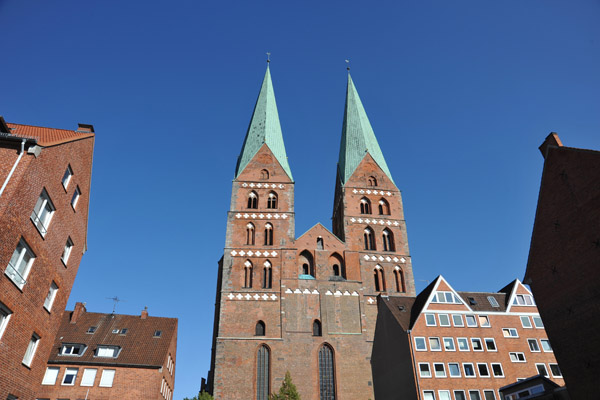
[539,132,563,159]
[77,123,95,133]
[141,306,148,319]
[71,302,87,324]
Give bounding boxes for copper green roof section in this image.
[235,65,293,180]
[338,73,394,185]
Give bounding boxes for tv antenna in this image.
[106,296,125,314]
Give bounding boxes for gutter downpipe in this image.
[407,329,422,400]
[0,139,26,199]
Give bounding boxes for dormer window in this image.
[513,294,535,306]
[112,328,127,334]
[431,291,462,304]
[96,345,120,358]
[154,330,162,338]
[61,344,87,356]
[86,326,97,334]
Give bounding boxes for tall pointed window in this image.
[260,169,269,180]
[246,223,255,245]
[367,176,377,187]
[257,345,270,400]
[394,267,405,292]
[319,344,336,400]
[382,229,395,252]
[255,321,266,336]
[363,227,376,250]
[263,260,272,289]
[360,197,372,214]
[267,192,278,209]
[244,260,253,288]
[264,223,273,246]
[374,265,386,292]
[378,198,390,215]
[248,191,258,209]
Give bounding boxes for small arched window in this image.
[333,264,340,276]
[255,321,266,336]
[248,191,258,209]
[360,197,372,214]
[374,265,386,292]
[267,192,278,209]
[368,176,377,187]
[378,198,390,215]
[394,267,405,292]
[246,223,255,245]
[318,344,336,400]
[263,260,272,289]
[299,250,315,278]
[382,229,395,252]
[264,223,273,246]
[313,320,322,336]
[257,345,270,400]
[260,169,269,180]
[244,260,253,288]
[364,227,376,250]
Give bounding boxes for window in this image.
[423,391,435,400]
[255,321,265,336]
[452,314,464,327]
[425,314,436,326]
[119,328,128,335]
[42,367,60,385]
[483,391,496,400]
[318,344,336,400]
[520,316,532,328]
[502,328,518,338]
[477,363,490,377]
[299,251,315,278]
[532,316,544,328]
[465,315,477,327]
[414,337,427,351]
[484,338,497,351]
[264,223,273,246]
[438,314,450,327]
[419,363,431,378]
[154,330,162,338]
[457,337,469,351]
[244,260,253,288]
[96,346,120,358]
[317,237,324,250]
[0,302,12,341]
[6,238,35,289]
[373,266,386,292]
[393,268,404,292]
[438,391,451,400]
[257,345,270,400]
[454,391,466,400]
[363,227,376,250]
[313,320,322,336]
[262,260,272,289]
[378,198,390,215]
[260,169,269,180]
[382,229,395,251]
[491,363,504,377]
[471,338,483,351]
[432,291,462,304]
[463,363,475,377]
[99,369,115,387]
[434,363,446,377]
[246,223,255,245]
[43,281,58,311]
[86,326,97,334]
[487,296,499,308]
[61,237,74,265]
[448,363,461,377]
[267,192,277,209]
[469,391,482,400]
[62,165,73,188]
[60,344,86,356]
[443,337,455,351]
[536,363,549,377]
[429,337,441,351]
[513,294,534,306]
[61,368,78,385]
[367,176,377,187]
[247,191,258,209]
[540,339,552,352]
[31,189,55,236]
[549,363,562,377]
[528,339,540,352]
[22,333,40,367]
[71,186,81,209]
[509,352,526,362]
[478,315,490,327]
[360,197,372,214]
[80,368,97,386]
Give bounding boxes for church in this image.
[207,64,416,399]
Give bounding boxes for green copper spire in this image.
[235,65,293,180]
[338,73,394,185]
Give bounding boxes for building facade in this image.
[37,302,177,400]
[524,133,600,400]
[0,118,94,399]
[372,276,564,400]
[208,65,416,399]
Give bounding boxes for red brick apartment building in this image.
[372,276,564,400]
[524,134,600,400]
[0,117,94,400]
[37,302,177,400]
[208,66,416,399]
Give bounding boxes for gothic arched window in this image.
[367,176,377,187]
[299,250,315,278]
[244,260,253,288]
[264,223,273,246]
[313,320,322,336]
[374,265,386,292]
[360,197,372,214]
[318,344,336,400]
[260,169,269,180]
[263,260,272,289]
[248,191,258,209]
[267,192,278,209]
[378,198,390,215]
[364,227,376,251]
[382,228,395,252]
[394,267,405,293]
[246,223,255,245]
[256,345,270,400]
[255,321,266,336]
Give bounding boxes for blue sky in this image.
[2,0,600,397]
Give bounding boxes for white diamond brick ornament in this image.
[365,219,370,223]
[386,221,392,226]
[326,290,333,295]
[262,294,269,300]
[393,257,399,262]
[386,191,391,196]
[371,256,377,261]
[236,213,242,218]
[245,294,251,300]
[351,291,359,296]
[266,214,272,219]
[239,250,246,256]
[401,257,406,263]
[228,293,234,300]
[242,183,248,187]
[254,251,262,257]
[350,218,356,222]
[271,251,277,256]
[363,255,370,260]
[274,214,280,219]
[393,221,399,226]
[231,250,238,256]
[343,291,351,296]
[379,220,385,225]
[359,190,364,194]
[278,184,284,188]
[282,214,288,219]
[378,256,384,261]
[358,218,363,223]
[257,183,262,188]
[236,294,243,300]
[254,294,260,300]
[368,297,375,304]
[303,289,310,294]
[271,184,276,188]
[258,214,264,218]
[385,257,391,262]
[353,189,358,193]
[294,289,302,294]
[270,294,277,300]
[312,290,319,295]
[251,214,257,218]
[247,251,254,256]
[243,213,249,218]
[334,290,342,296]
[285,289,293,294]
[249,183,255,187]
[244,260,252,267]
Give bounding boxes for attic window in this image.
[154,330,162,338]
[86,326,97,334]
[467,297,477,305]
[432,291,462,304]
[119,328,128,335]
[487,296,500,308]
[398,305,406,312]
[112,329,119,334]
[60,344,87,356]
[96,346,120,358]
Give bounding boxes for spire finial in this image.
[266,52,271,64]
[345,59,350,72]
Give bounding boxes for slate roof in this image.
[5,123,94,147]
[235,65,293,180]
[379,296,417,331]
[337,73,394,185]
[48,310,177,368]
[457,291,507,312]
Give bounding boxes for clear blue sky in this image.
[2,0,599,397]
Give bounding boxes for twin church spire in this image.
[235,65,393,185]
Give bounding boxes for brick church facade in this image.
[207,65,416,399]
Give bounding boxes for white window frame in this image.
[418,362,432,378]
[520,316,532,328]
[513,294,534,306]
[482,390,497,400]
[80,368,97,386]
[454,391,467,400]
[432,291,462,304]
[31,189,55,237]
[471,338,483,352]
[491,363,504,377]
[438,313,451,327]
[502,328,518,338]
[532,316,544,328]
[42,367,60,385]
[549,363,562,378]
[540,339,552,352]
[96,345,120,358]
[477,363,490,378]
[452,314,464,327]
[62,165,73,189]
[448,362,461,377]
[22,333,40,367]
[465,315,477,327]
[0,302,12,341]
[61,368,78,385]
[425,313,436,326]
[429,337,441,351]
[43,281,58,312]
[536,363,549,377]
[463,362,476,378]
[478,315,491,327]
[469,390,482,400]
[438,390,451,400]
[509,352,526,362]
[71,186,81,210]
[423,390,436,400]
[99,369,116,387]
[443,337,455,351]
[6,238,35,289]
[484,338,497,351]
[60,344,86,356]
[414,337,427,351]
[527,338,540,352]
[457,337,470,351]
[61,237,74,266]
[433,362,447,378]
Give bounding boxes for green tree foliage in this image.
[183,390,213,400]
[270,371,301,400]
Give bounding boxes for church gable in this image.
[295,223,346,252]
[344,153,397,191]
[236,143,293,183]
